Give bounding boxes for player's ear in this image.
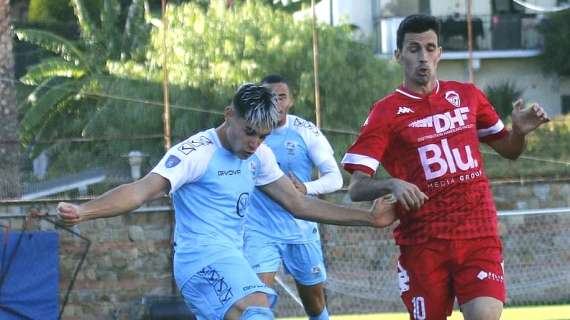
[224,106,235,120]
[394,48,401,64]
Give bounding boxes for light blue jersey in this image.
[245,115,336,243]
[151,128,283,310]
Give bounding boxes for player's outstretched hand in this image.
[57,202,83,226]
[511,99,550,135]
[369,194,398,227]
[389,178,429,211]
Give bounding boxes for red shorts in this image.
[397,237,506,320]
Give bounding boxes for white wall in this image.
[333,1,374,35]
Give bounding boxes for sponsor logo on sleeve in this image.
[165,155,181,168]
[293,118,320,136]
[177,136,213,155]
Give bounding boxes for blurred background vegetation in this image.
[12,0,570,195]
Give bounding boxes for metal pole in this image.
[161,0,172,151]
[160,0,175,296]
[466,0,474,83]
[311,0,322,128]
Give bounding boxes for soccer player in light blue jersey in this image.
[57,84,396,320]
[244,75,341,320]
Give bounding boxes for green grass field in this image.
[279,305,570,320]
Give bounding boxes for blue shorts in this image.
[243,237,327,286]
[176,251,277,319]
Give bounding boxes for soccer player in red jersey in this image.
[341,14,550,320]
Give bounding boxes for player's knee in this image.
[462,297,502,320]
[240,306,274,320]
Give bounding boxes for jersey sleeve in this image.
[151,138,212,193]
[341,103,389,175]
[296,118,336,167]
[254,144,284,186]
[472,84,508,142]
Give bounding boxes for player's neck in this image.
[215,123,231,152]
[403,79,437,96]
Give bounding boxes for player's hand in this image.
[389,178,428,211]
[57,202,84,226]
[288,172,307,195]
[511,99,550,135]
[369,194,398,227]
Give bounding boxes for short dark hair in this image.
[232,83,280,130]
[260,74,289,86]
[396,14,441,50]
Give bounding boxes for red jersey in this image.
[342,80,507,245]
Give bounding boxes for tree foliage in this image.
[18,0,400,179]
[16,0,150,156]
[110,1,400,157]
[484,81,522,121]
[539,10,570,76]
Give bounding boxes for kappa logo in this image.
[445,90,461,107]
[177,136,213,155]
[397,106,414,115]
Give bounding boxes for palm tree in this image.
[0,0,21,199]
[15,0,150,154]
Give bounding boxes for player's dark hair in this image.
[232,83,280,130]
[396,14,441,50]
[261,74,289,86]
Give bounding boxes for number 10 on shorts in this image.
[412,296,426,320]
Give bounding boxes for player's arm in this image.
[486,99,549,160]
[260,175,396,227]
[58,173,170,226]
[289,156,343,195]
[347,170,428,211]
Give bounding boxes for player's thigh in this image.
[243,235,283,274]
[454,237,505,319]
[179,255,277,320]
[460,296,502,320]
[283,241,326,286]
[398,241,454,320]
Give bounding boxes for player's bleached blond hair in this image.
[232,83,280,131]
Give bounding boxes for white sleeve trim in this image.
[341,153,380,172]
[478,120,505,138]
[255,144,285,186]
[304,156,343,195]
